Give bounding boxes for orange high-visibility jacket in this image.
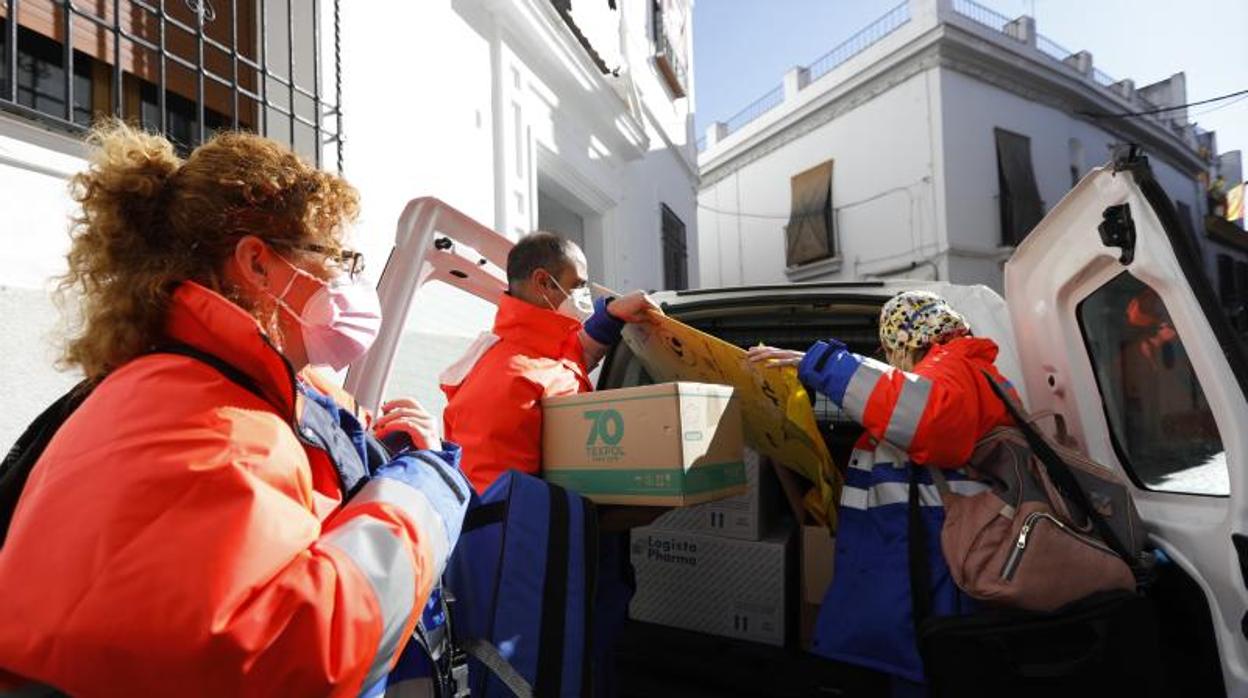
[801,336,1014,467]
[442,293,592,493]
[0,282,441,697]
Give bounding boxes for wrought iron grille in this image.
[0,0,342,170]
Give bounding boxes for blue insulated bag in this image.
[444,471,599,698]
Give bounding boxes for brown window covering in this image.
[995,128,1044,246]
[1,1,258,121]
[1175,201,1195,239]
[786,160,834,267]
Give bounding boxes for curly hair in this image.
[58,120,360,381]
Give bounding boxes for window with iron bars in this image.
[0,0,342,170]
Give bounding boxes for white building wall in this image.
[939,69,1205,289]
[344,0,697,416]
[1,0,698,443]
[0,117,91,445]
[697,69,943,288]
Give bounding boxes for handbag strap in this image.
[927,464,952,497]
[979,371,1132,564]
[462,637,535,698]
[907,466,933,628]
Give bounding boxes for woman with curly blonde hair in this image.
[0,122,470,697]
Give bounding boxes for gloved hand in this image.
[797,339,851,398]
[373,443,471,563]
[583,292,662,345]
[582,296,627,345]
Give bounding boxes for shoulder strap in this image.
[581,497,599,698]
[462,500,507,534]
[979,371,1132,563]
[462,637,535,698]
[0,381,94,548]
[535,481,571,697]
[907,466,933,628]
[153,342,274,409]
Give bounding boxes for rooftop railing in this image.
[697,0,909,153]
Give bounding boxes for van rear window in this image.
[1078,273,1228,496]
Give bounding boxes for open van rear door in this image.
[1006,149,1248,689]
[345,197,510,411]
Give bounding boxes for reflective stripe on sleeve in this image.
[323,477,448,690]
[883,373,934,450]
[841,357,891,423]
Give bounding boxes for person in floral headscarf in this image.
[749,290,1016,697]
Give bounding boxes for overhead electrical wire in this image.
[1082,87,1248,119]
[697,178,929,221]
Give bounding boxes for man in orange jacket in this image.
[440,232,658,696]
[441,231,658,493]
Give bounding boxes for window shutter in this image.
[661,204,688,291]
[995,128,1044,246]
[786,160,834,267]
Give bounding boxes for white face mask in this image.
[545,275,594,322]
[269,260,383,370]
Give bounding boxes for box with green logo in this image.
[541,382,747,506]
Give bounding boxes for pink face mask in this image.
[269,259,383,370]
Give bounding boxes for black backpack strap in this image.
[462,500,507,534]
[980,371,1132,563]
[1,343,277,550]
[581,498,599,698]
[0,380,94,547]
[907,465,933,628]
[152,342,274,409]
[535,481,571,697]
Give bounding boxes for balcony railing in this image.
[1092,68,1118,88]
[1036,34,1072,63]
[723,84,782,138]
[950,0,1203,155]
[951,0,1013,33]
[698,0,909,152]
[808,1,909,82]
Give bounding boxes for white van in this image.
[348,149,1242,695]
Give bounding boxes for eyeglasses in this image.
[287,242,366,279]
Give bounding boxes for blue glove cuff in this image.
[583,296,625,345]
[798,339,853,403]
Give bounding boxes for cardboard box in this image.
[801,524,836,606]
[649,447,776,540]
[628,524,794,647]
[542,383,747,506]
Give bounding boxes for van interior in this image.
[597,294,1227,697]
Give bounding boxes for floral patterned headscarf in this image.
[879,290,971,353]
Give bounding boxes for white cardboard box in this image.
[628,523,794,647]
[649,447,774,541]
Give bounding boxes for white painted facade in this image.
[697,0,1222,295]
[0,0,698,445]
